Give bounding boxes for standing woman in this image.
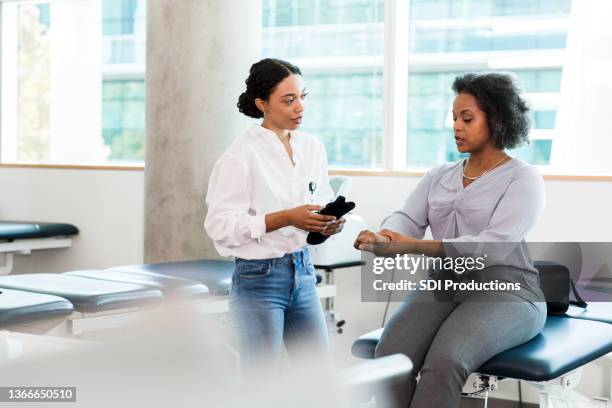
[205,58,345,370]
[355,72,547,408]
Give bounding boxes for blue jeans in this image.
[229,247,329,370]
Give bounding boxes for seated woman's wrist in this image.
[377,231,395,242]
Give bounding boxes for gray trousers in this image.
[374,272,547,408]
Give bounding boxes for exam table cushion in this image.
[0,288,74,327]
[564,302,612,324]
[352,317,612,382]
[0,221,78,241]
[64,270,210,300]
[108,260,234,296]
[0,274,163,313]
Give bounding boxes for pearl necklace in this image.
[462,155,509,180]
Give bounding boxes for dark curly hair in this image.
[237,58,302,119]
[452,72,531,150]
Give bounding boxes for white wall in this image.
[1,167,611,403]
[0,167,144,273]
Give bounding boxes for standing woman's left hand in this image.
[321,218,346,236]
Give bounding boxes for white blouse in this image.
[205,124,334,259]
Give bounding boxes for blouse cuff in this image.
[249,214,267,239]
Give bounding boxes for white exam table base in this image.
[0,237,73,275]
[464,368,610,408]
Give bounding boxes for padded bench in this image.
[0,221,78,241]
[0,274,163,313]
[352,316,612,382]
[351,257,612,407]
[0,288,73,329]
[64,270,210,300]
[564,302,612,324]
[108,260,234,297]
[0,221,79,275]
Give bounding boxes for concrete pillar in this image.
[145,0,261,262]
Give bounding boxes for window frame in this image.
[0,0,145,167]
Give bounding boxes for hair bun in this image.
[237,91,263,119]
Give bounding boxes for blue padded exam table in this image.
[352,315,612,379]
[0,288,74,331]
[106,259,336,314]
[0,258,334,336]
[352,310,612,407]
[0,273,169,336]
[0,274,164,314]
[352,261,612,408]
[0,221,79,275]
[0,259,229,336]
[107,260,234,297]
[0,265,215,335]
[64,269,210,300]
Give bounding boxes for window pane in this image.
[102,80,145,162]
[512,139,553,165]
[3,0,146,165]
[406,0,573,169]
[262,0,384,168]
[303,72,383,167]
[534,110,557,129]
[103,0,139,35]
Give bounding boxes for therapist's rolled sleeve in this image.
[205,154,264,249]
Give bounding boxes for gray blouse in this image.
[381,158,545,273]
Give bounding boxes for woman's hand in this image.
[354,229,392,255]
[354,228,425,256]
[285,205,337,232]
[321,218,346,236]
[377,229,410,243]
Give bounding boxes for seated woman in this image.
[354,72,547,408]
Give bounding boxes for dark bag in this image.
[534,260,587,315]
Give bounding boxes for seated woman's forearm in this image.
[378,229,445,257]
[411,239,445,258]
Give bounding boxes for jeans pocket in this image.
[236,261,272,280]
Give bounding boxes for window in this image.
[406,0,572,169]
[263,0,612,175]
[102,80,145,162]
[262,0,385,168]
[3,0,610,174]
[1,0,146,165]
